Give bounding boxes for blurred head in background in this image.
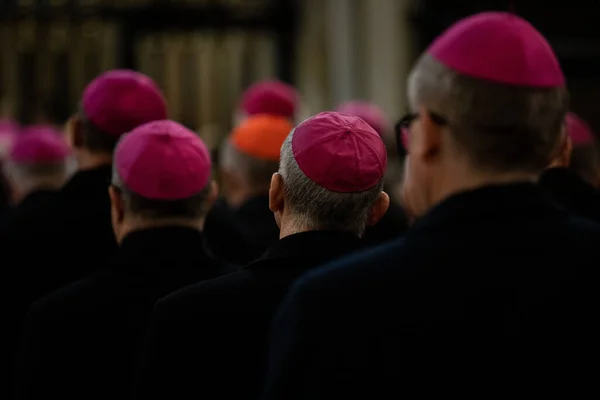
[220,114,292,208]
[4,126,71,204]
[67,69,167,171]
[401,12,568,219]
[109,120,217,244]
[336,101,404,202]
[271,112,389,238]
[235,79,298,125]
[0,119,20,160]
[550,112,600,187]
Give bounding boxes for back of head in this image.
[220,114,293,206]
[5,125,71,202]
[404,12,568,218]
[239,80,298,122]
[76,70,167,155]
[277,112,388,236]
[408,11,567,174]
[564,113,600,186]
[111,120,213,237]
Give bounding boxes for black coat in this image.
[263,183,600,399]
[362,201,408,247]
[133,231,362,400]
[0,189,58,398]
[13,226,234,400]
[203,196,280,264]
[539,167,600,223]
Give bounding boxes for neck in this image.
[117,217,205,244]
[431,162,537,211]
[74,150,112,171]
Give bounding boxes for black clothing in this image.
[263,183,600,399]
[14,227,233,400]
[133,231,361,400]
[363,201,408,247]
[203,195,280,264]
[539,167,600,223]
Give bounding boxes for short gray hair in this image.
[112,164,211,220]
[220,140,279,187]
[408,53,569,173]
[279,131,384,236]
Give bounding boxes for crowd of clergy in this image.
[0,11,599,400]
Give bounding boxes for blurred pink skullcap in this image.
[82,69,167,137]
[336,101,388,136]
[428,12,564,87]
[9,126,71,164]
[115,120,211,200]
[565,113,595,146]
[292,112,387,193]
[241,80,298,119]
[19,124,63,137]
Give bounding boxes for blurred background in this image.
[0,0,599,148]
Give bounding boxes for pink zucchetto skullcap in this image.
[82,69,167,137]
[336,101,388,136]
[292,112,387,193]
[9,126,71,164]
[115,120,211,201]
[241,80,298,119]
[565,113,595,146]
[427,12,564,87]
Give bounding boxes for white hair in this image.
[279,130,384,236]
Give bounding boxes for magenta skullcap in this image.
[427,12,564,87]
[565,113,595,146]
[82,70,167,137]
[336,101,388,136]
[9,126,71,164]
[241,80,298,119]
[115,120,211,200]
[292,112,387,193]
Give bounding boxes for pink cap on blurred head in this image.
[82,70,167,137]
[336,101,388,136]
[428,12,564,87]
[115,120,211,200]
[292,112,387,193]
[241,80,298,119]
[9,126,71,163]
[565,113,594,146]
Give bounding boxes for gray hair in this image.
[112,163,211,219]
[279,130,384,236]
[408,53,569,173]
[220,140,279,187]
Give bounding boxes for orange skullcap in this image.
[229,114,293,161]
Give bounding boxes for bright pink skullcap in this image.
[241,80,298,119]
[9,127,71,163]
[428,12,564,87]
[565,113,595,146]
[115,120,211,200]
[292,112,387,193]
[336,101,388,136]
[82,70,167,137]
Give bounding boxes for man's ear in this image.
[67,114,84,150]
[548,131,572,169]
[415,106,443,161]
[367,191,391,226]
[108,185,125,224]
[269,173,285,213]
[205,180,219,209]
